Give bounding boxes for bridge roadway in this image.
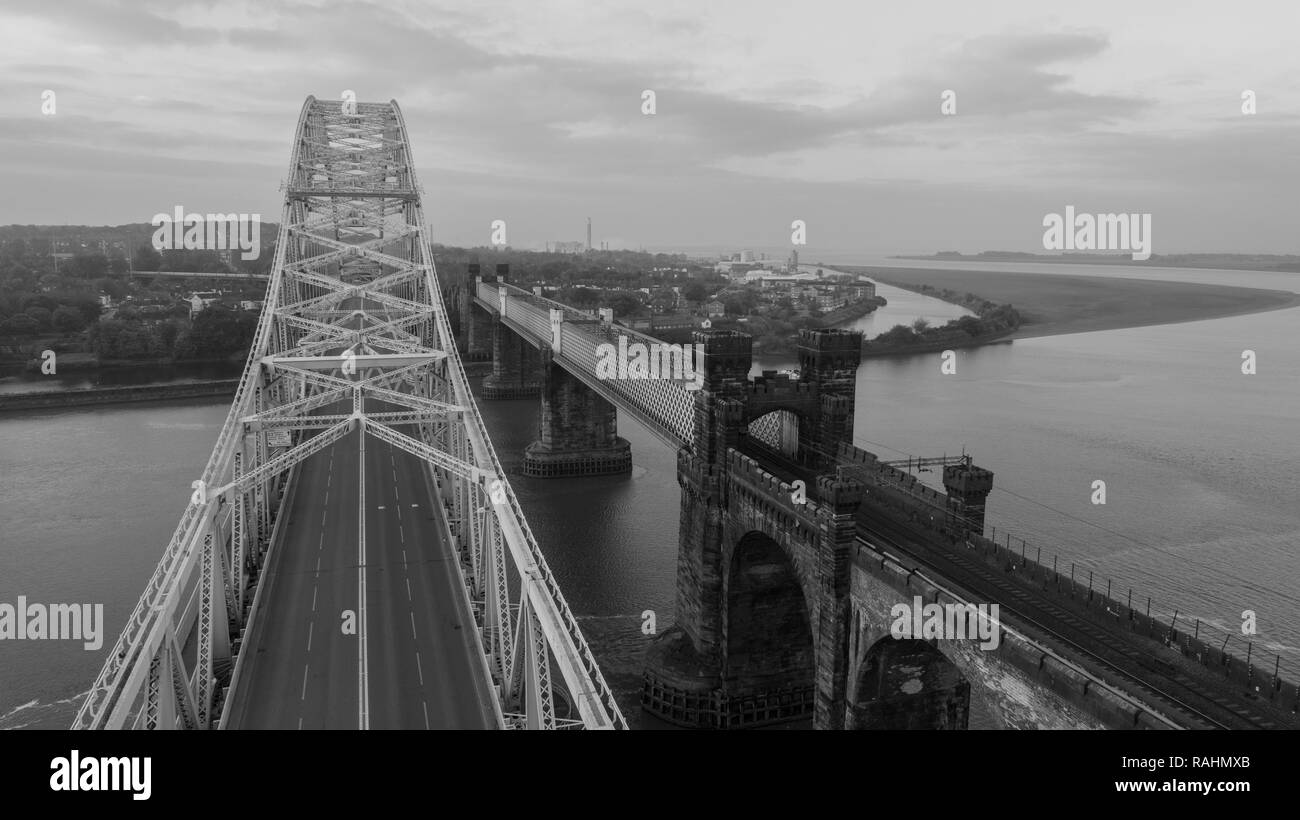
[225,399,497,729]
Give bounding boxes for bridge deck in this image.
[225,400,497,729]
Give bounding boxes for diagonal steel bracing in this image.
[73,95,625,731]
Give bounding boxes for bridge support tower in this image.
[643,329,869,729]
[481,265,544,398]
[523,348,632,477]
[463,263,493,361]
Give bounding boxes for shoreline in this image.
[833,264,1300,343]
[0,379,238,413]
[894,253,1300,274]
[1003,293,1300,341]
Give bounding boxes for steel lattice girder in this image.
[74,95,627,732]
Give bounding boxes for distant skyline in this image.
[2,0,1298,255]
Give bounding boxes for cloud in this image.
[0,2,1296,253]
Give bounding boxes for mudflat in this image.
[836,266,1300,339]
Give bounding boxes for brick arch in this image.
[847,589,1001,730]
[720,529,818,712]
[848,634,970,729]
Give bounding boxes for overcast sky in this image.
[1,0,1297,255]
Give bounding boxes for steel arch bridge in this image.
[73,96,625,730]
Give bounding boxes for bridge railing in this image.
[478,281,697,444]
[400,109,625,727]
[835,440,1300,711]
[429,269,626,727]
[961,527,1300,711]
[70,98,314,731]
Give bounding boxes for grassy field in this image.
[837,266,1300,339]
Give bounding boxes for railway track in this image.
[856,513,1285,729]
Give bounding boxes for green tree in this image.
[24,306,52,329]
[52,306,86,332]
[96,277,130,300]
[133,243,162,272]
[66,253,109,279]
[682,281,709,303]
[0,314,40,338]
[607,293,642,317]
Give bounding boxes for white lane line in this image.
[307,621,314,652]
[300,664,309,701]
[405,578,412,601]
[402,549,407,567]
[415,652,424,686]
[298,717,303,730]
[409,611,417,641]
[315,555,321,574]
[312,587,317,612]
[422,702,429,730]
[357,428,370,731]
[399,525,405,543]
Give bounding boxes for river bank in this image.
[0,379,238,412]
[836,265,1300,340]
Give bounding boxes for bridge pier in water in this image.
[476,265,542,398]
[462,264,493,362]
[523,348,632,478]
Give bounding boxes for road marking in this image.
[358,429,370,731]
[399,525,405,543]
[298,717,303,730]
[312,587,317,612]
[410,611,417,641]
[307,621,314,652]
[406,578,412,601]
[422,702,429,729]
[415,651,424,686]
[315,555,321,573]
[402,549,407,567]
[300,664,309,700]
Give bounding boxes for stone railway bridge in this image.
[449,264,1300,730]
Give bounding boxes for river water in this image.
[2,262,1298,729]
